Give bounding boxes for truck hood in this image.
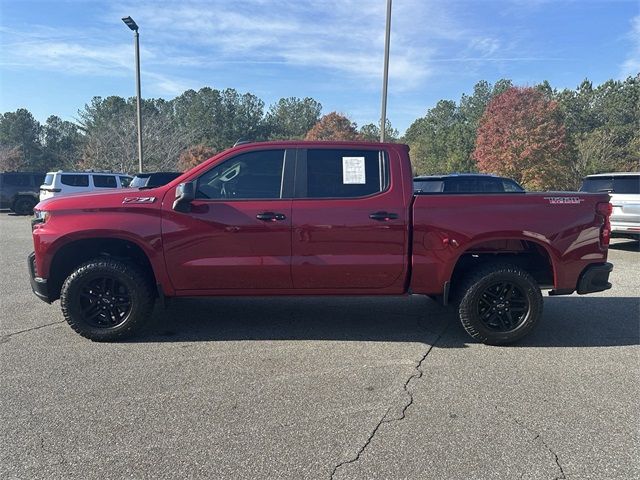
[36,188,165,212]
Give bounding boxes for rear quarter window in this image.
[60,174,89,187]
[93,175,117,188]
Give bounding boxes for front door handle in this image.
[369,211,399,221]
[256,212,287,222]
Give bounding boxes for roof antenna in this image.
[233,139,252,147]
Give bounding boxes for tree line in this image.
[1,76,637,190]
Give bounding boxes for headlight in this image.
[31,210,50,228]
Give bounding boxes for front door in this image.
[162,148,295,291]
[291,147,408,291]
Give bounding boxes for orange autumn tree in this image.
[473,87,573,190]
[304,112,362,141]
[178,144,216,171]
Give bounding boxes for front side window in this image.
[196,149,285,200]
[93,175,117,188]
[502,179,525,192]
[60,174,89,187]
[305,149,387,198]
[119,176,133,187]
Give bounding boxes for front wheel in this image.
[457,263,543,345]
[60,258,155,341]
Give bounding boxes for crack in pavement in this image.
[494,405,566,480]
[0,321,65,343]
[330,323,450,479]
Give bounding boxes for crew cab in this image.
[29,141,613,345]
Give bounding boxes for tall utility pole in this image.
[122,16,144,173]
[380,0,392,142]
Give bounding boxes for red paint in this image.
[32,141,610,301]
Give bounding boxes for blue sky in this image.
[0,0,638,133]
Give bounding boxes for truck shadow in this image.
[134,295,639,348]
[609,239,639,252]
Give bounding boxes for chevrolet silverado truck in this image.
[29,141,613,344]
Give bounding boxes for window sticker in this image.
[342,156,366,184]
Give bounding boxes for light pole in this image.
[380,0,392,142]
[122,16,144,173]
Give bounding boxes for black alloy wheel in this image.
[79,276,132,328]
[457,263,543,345]
[60,258,155,341]
[476,281,529,332]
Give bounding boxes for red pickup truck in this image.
[29,141,613,345]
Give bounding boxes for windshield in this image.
[414,179,444,193]
[129,176,150,188]
[43,173,54,186]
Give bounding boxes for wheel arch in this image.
[447,237,556,302]
[47,236,159,302]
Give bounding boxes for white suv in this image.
[40,171,133,201]
[580,172,640,240]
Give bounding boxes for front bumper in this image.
[28,252,51,303]
[576,262,613,295]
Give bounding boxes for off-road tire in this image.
[60,258,154,341]
[457,263,543,345]
[12,196,37,215]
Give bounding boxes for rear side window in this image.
[580,177,613,192]
[93,175,117,188]
[3,174,30,186]
[60,174,89,187]
[305,149,387,198]
[580,176,640,194]
[613,176,640,194]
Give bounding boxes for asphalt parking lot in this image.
[1,212,638,480]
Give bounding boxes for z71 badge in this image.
[544,196,584,205]
[122,196,156,204]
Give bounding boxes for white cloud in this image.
[0,0,528,98]
[620,15,640,78]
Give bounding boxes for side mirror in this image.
[173,181,195,213]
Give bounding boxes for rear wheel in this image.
[60,258,154,341]
[457,263,543,345]
[12,196,37,215]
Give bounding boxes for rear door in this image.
[290,147,408,291]
[162,148,295,291]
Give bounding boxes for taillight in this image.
[596,202,612,248]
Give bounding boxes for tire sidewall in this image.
[61,261,151,341]
[459,268,543,345]
[13,197,36,215]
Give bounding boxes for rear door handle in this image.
[256,211,286,222]
[369,211,399,221]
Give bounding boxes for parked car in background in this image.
[413,173,525,193]
[129,172,182,189]
[0,172,45,214]
[39,171,133,201]
[580,172,640,240]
